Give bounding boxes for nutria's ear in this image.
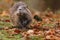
[9,4,19,14]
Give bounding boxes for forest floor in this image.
[0,11,60,40]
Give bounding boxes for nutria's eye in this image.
[23,7,26,9]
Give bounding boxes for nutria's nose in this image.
[19,8,22,10]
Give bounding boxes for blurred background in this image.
[0,0,60,14]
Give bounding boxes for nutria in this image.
[10,2,33,29]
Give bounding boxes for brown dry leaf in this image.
[1,10,9,16]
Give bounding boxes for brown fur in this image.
[9,2,33,29]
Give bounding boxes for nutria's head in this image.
[10,2,31,16]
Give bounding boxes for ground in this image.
[0,11,60,40]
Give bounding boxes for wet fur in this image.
[10,2,32,29]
